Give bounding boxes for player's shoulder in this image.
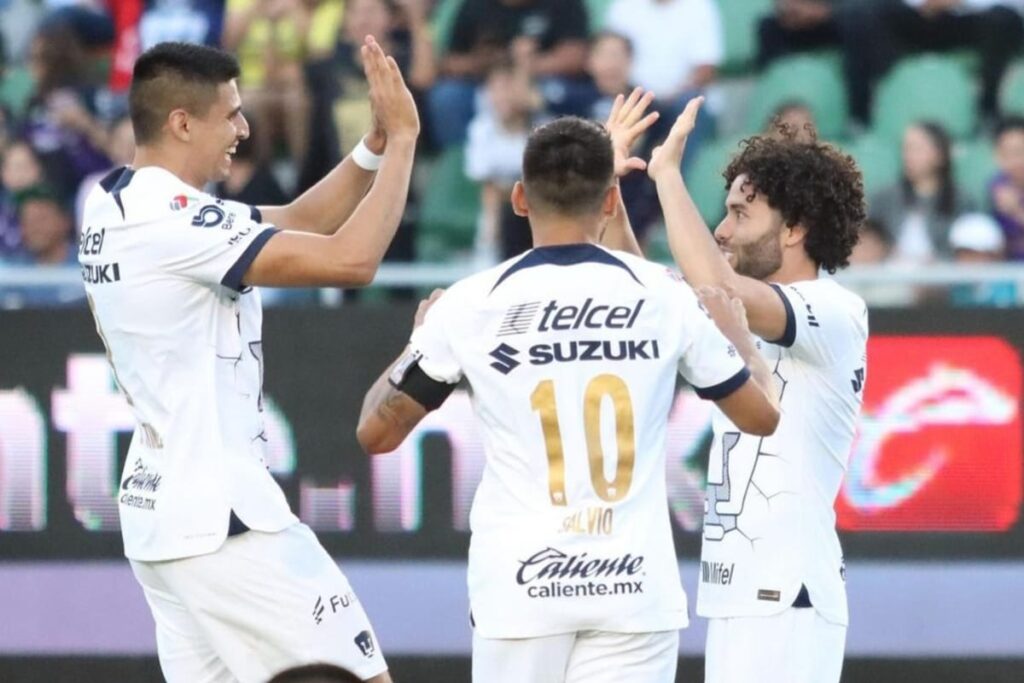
[786,277,865,315]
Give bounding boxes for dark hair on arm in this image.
[723,124,865,274]
[522,116,614,216]
[129,42,240,145]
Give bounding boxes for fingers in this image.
[607,93,625,125]
[623,91,656,128]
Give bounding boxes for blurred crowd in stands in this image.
[1,0,1024,308]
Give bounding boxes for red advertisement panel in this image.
[837,336,1022,532]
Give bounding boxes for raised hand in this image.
[647,95,704,181]
[362,35,420,143]
[605,87,660,178]
[696,285,750,344]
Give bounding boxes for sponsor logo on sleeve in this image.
[190,204,226,228]
[354,630,376,658]
[313,592,355,625]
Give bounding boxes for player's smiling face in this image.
[714,174,785,281]
[192,80,249,183]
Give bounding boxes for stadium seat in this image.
[0,66,34,118]
[417,145,481,262]
[999,61,1024,116]
[686,136,743,226]
[954,138,997,208]
[431,0,465,56]
[838,133,901,202]
[744,54,849,140]
[872,55,977,142]
[585,0,615,32]
[718,0,774,75]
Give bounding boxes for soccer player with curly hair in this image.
[605,95,868,683]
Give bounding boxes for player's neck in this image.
[766,255,819,285]
[530,218,600,248]
[132,146,207,190]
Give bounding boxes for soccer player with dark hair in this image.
[80,38,419,682]
[606,96,868,683]
[357,94,780,683]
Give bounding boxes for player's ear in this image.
[511,181,530,217]
[167,108,191,143]
[601,184,620,218]
[784,222,808,248]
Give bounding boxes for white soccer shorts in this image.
[131,523,387,683]
[472,629,679,683]
[705,608,846,683]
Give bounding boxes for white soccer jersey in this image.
[696,279,868,626]
[79,166,296,561]
[406,244,749,639]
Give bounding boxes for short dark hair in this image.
[996,115,1024,142]
[592,31,633,57]
[522,117,614,216]
[267,663,362,683]
[724,127,865,274]
[129,42,240,145]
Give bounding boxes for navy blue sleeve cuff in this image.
[221,227,279,292]
[249,205,262,223]
[766,284,797,348]
[694,366,751,401]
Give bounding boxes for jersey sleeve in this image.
[674,282,750,400]
[406,289,464,385]
[766,281,868,366]
[161,199,279,292]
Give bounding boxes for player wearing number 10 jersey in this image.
[358,115,780,683]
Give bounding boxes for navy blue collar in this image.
[490,243,643,294]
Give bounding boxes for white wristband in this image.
[352,137,384,171]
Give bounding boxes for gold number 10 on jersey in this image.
[530,374,636,506]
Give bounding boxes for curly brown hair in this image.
[723,125,865,274]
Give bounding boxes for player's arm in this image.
[648,97,789,343]
[599,88,659,256]
[243,37,419,288]
[697,286,780,435]
[357,290,459,454]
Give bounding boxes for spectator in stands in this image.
[990,116,1024,260]
[0,140,46,258]
[215,127,288,207]
[139,0,226,50]
[75,115,135,231]
[604,0,722,171]
[268,662,362,683]
[849,218,892,265]
[869,122,972,263]
[221,0,333,173]
[948,212,1017,306]
[768,100,816,139]
[465,58,543,263]
[429,0,589,148]
[875,0,1024,123]
[21,22,111,202]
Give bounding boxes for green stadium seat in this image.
[954,138,997,208]
[718,0,774,75]
[838,133,901,202]
[872,55,977,142]
[586,0,615,32]
[417,145,481,262]
[0,66,34,118]
[999,62,1024,116]
[744,54,849,140]
[685,136,743,226]
[431,0,465,56]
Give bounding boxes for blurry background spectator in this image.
[850,218,894,265]
[429,0,589,148]
[604,0,722,172]
[140,0,226,51]
[949,212,1017,306]
[0,139,45,257]
[214,125,288,206]
[465,58,543,263]
[990,116,1024,261]
[869,122,972,264]
[74,115,135,231]
[22,22,111,202]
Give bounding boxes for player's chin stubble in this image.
[733,227,783,281]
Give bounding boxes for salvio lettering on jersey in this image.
[537,298,644,332]
[516,547,645,600]
[529,339,660,365]
[81,263,121,284]
[701,560,735,586]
